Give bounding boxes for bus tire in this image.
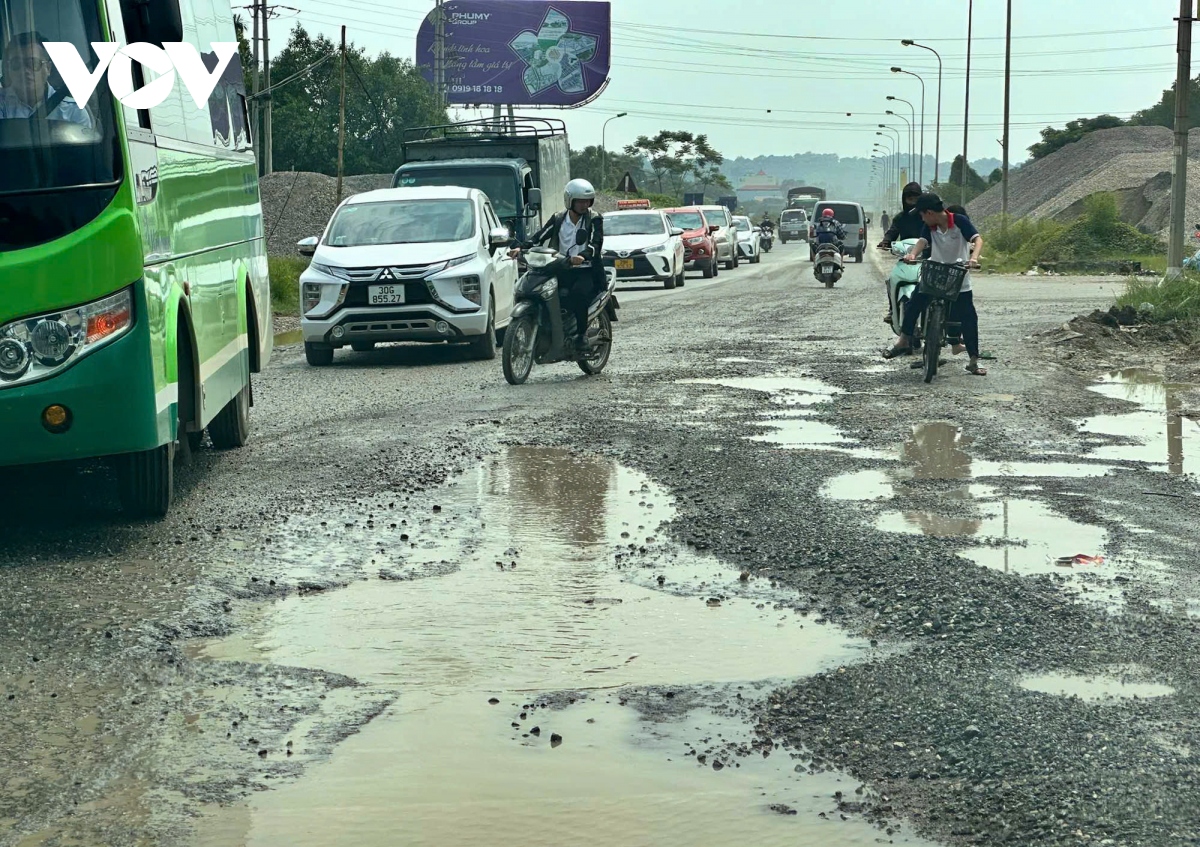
[209,379,251,449]
[118,443,174,518]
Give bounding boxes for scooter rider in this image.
[509,178,605,350]
[879,182,925,323]
[813,208,845,249]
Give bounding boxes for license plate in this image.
[615,259,634,270]
[368,284,405,305]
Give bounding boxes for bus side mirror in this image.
[527,187,542,211]
[122,0,184,44]
[297,236,318,257]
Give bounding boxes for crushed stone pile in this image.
[970,126,1200,237]
[260,171,394,257]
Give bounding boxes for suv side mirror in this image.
[122,0,184,43]
[489,227,510,249]
[670,227,684,237]
[527,187,542,210]
[297,236,318,257]
[708,225,719,234]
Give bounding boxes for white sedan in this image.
[733,216,762,264]
[601,210,687,290]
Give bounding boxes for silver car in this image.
[297,187,518,366]
[696,204,741,270]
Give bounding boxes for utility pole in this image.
[251,1,260,166]
[336,26,347,203]
[434,0,446,111]
[961,0,973,203]
[262,2,273,174]
[1001,0,1012,233]
[1167,0,1195,279]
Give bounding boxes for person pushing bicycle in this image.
[883,193,987,376]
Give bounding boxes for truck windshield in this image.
[781,211,804,222]
[325,199,476,247]
[397,167,520,220]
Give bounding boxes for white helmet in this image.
[564,178,596,210]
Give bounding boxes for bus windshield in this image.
[397,167,521,220]
[0,0,121,248]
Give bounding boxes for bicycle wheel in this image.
[923,304,943,384]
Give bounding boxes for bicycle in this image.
[913,260,970,384]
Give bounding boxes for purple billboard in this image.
[417,1,611,107]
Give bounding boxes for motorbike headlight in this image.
[539,278,559,300]
[0,288,133,388]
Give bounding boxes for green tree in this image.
[1130,74,1200,128]
[988,167,1002,186]
[569,145,646,191]
[267,25,446,176]
[624,130,724,195]
[1028,114,1126,160]
[933,156,989,205]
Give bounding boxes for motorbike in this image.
[812,240,844,287]
[501,247,620,386]
[886,239,923,340]
[1183,223,1200,271]
[905,258,970,384]
[758,225,774,253]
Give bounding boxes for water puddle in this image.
[1082,369,1200,475]
[188,448,923,846]
[1019,668,1175,702]
[679,375,843,406]
[273,329,303,346]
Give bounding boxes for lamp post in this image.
[962,0,974,202]
[874,142,893,193]
[901,40,942,185]
[601,112,628,191]
[879,125,903,184]
[886,109,914,178]
[891,67,926,185]
[875,137,895,198]
[887,96,917,182]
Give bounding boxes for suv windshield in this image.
[0,0,121,249]
[701,209,728,226]
[326,199,476,247]
[667,212,704,231]
[396,167,520,220]
[606,213,666,236]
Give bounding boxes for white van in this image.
[809,201,867,263]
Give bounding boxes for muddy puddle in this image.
[1020,667,1175,702]
[1082,369,1200,475]
[188,448,936,846]
[272,329,302,346]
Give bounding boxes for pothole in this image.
[1081,368,1200,475]
[1019,667,1175,702]
[273,329,303,346]
[188,448,923,846]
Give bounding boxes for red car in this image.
[664,207,720,279]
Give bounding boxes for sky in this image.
[268,0,1183,174]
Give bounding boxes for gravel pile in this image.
[970,126,1200,236]
[260,171,394,256]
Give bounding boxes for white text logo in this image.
[44,42,238,110]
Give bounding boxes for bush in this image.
[1115,273,1200,324]
[269,256,306,315]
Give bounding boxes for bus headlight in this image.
[0,288,133,389]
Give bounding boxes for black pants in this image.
[559,267,599,339]
[900,289,980,358]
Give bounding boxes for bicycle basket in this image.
[918,261,968,300]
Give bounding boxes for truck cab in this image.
[393,117,570,244]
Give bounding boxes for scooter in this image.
[759,226,774,253]
[501,248,620,386]
[813,240,844,287]
[886,238,923,338]
[1183,223,1200,271]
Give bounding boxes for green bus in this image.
[0,0,271,516]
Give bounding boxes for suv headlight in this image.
[0,288,133,387]
[458,276,482,306]
[686,237,706,245]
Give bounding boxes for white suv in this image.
[297,187,518,366]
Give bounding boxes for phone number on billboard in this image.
[450,85,505,94]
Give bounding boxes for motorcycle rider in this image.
[759,212,775,234]
[509,178,605,351]
[879,182,925,323]
[813,208,845,250]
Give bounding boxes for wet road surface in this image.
[3,243,1199,846]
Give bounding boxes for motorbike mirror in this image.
[297,236,318,257]
[576,228,590,246]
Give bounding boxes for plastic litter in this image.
[1054,553,1106,567]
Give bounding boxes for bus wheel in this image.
[209,378,251,449]
[118,442,174,518]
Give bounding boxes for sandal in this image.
[882,344,913,359]
[965,363,988,376]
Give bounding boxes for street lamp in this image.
[875,136,896,197]
[887,96,917,183]
[601,112,628,191]
[902,40,943,185]
[891,67,926,185]
[878,125,903,184]
[886,110,913,178]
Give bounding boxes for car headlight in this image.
[686,237,706,245]
[0,288,133,387]
[645,243,670,254]
[458,276,482,306]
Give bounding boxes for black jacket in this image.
[884,207,924,242]
[521,210,605,286]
